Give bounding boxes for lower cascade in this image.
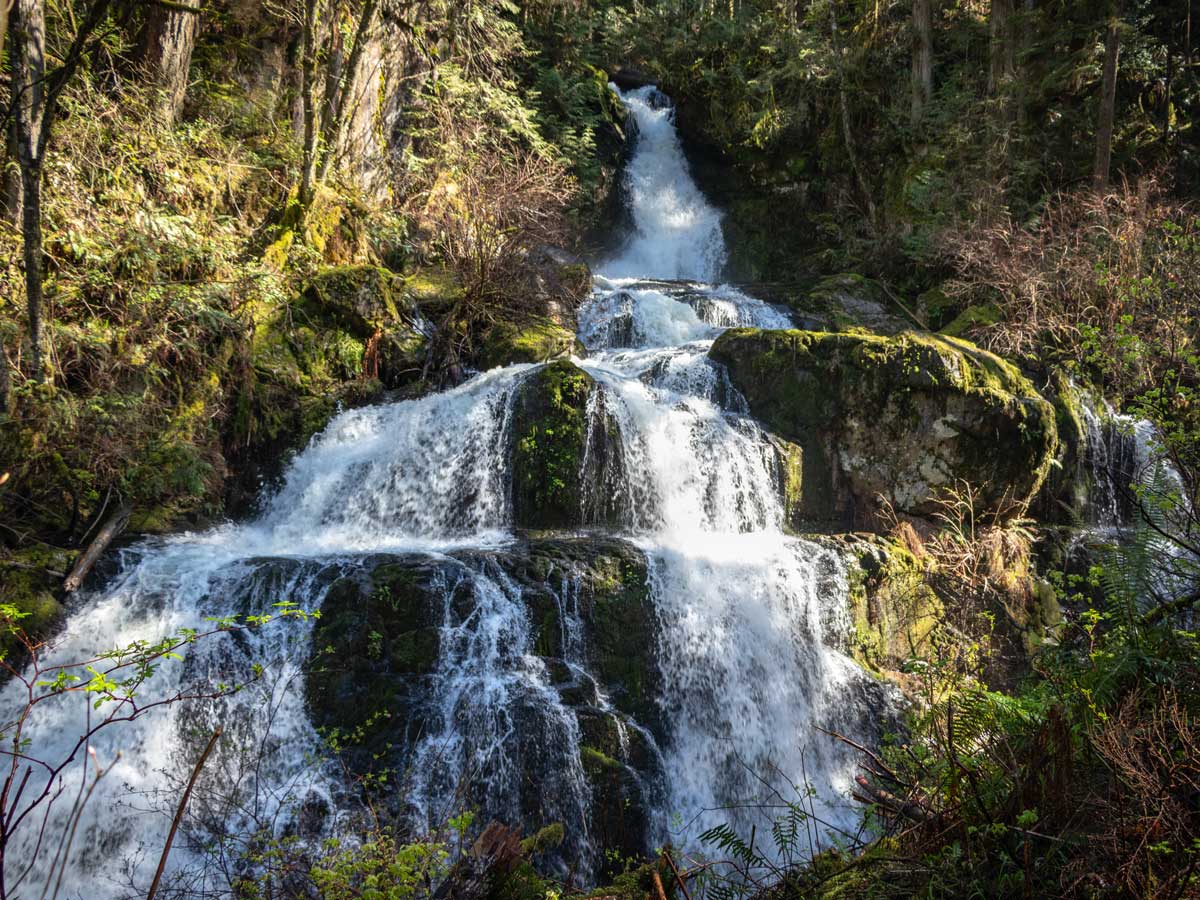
[7,84,898,896]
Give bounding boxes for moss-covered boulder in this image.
[510,361,596,530]
[477,317,578,370]
[300,265,404,338]
[305,555,450,772]
[512,537,659,731]
[710,329,1059,523]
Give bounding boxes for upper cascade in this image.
[600,85,728,283]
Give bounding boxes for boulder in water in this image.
[711,328,1059,522]
[509,361,596,530]
[476,317,579,370]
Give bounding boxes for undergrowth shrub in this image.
[942,178,1200,389]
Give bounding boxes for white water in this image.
[602,86,727,282]
[3,84,883,897]
[1076,390,1197,607]
[575,85,879,850]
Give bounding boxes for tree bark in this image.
[11,0,46,381]
[2,122,22,227]
[1018,0,1037,125]
[989,0,1015,93]
[911,0,933,126]
[136,0,201,125]
[829,0,877,228]
[298,0,321,211]
[316,0,379,182]
[1093,9,1122,190]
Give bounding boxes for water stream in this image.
[4,84,885,897]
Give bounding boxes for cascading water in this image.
[4,83,889,897]
[1077,387,1189,531]
[575,85,887,848]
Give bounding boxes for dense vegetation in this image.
[3,0,1200,898]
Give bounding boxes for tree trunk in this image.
[2,122,22,226]
[1018,0,1036,125]
[18,164,45,380]
[316,0,379,183]
[911,0,933,126]
[828,0,877,228]
[1093,10,1121,190]
[989,0,1015,93]
[136,0,201,125]
[298,0,321,211]
[11,0,46,381]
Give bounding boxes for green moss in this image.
[581,745,622,772]
[520,823,565,856]
[0,549,70,665]
[477,317,577,369]
[404,267,464,306]
[711,328,1059,519]
[300,265,403,338]
[940,303,1002,338]
[510,361,594,529]
[844,539,942,673]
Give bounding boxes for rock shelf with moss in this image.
[711,328,1059,524]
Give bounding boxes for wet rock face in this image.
[710,328,1059,524]
[509,361,595,530]
[303,537,661,878]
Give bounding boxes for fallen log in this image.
[854,774,936,823]
[63,503,132,593]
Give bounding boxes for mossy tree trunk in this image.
[298,0,322,211]
[297,0,379,215]
[136,0,202,125]
[10,0,113,383]
[1094,5,1122,190]
[911,0,933,127]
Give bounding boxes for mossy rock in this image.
[577,711,658,879]
[477,317,578,370]
[940,303,1002,339]
[828,535,942,674]
[301,538,661,873]
[711,328,1059,521]
[401,266,466,316]
[304,555,450,773]
[0,547,70,666]
[510,361,595,530]
[300,265,405,338]
[1030,369,1089,524]
[505,537,659,731]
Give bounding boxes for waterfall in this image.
[1078,389,1188,531]
[602,86,727,282]
[575,85,883,851]
[3,84,888,897]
